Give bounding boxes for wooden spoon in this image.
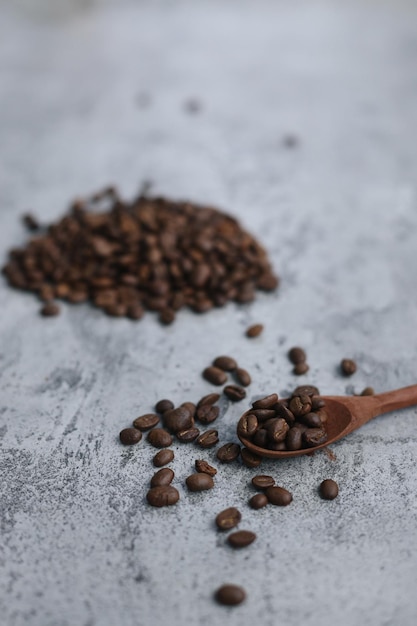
[237,384,417,459]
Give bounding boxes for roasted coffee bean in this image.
[203,366,228,386]
[215,584,246,606]
[235,368,251,387]
[301,412,322,428]
[119,428,142,445]
[213,355,237,371]
[274,403,295,426]
[253,428,268,448]
[150,468,175,487]
[250,409,276,421]
[215,507,242,530]
[237,414,258,438]
[196,404,220,424]
[241,447,262,468]
[195,459,217,476]
[289,394,312,416]
[265,486,293,506]
[40,302,60,317]
[147,428,173,448]
[224,385,246,402]
[252,475,275,490]
[186,472,214,492]
[133,413,160,431]
[293,362,309,375]
[227,530,256,549]
[163,407,193,433]
[155,399,174,414]
[252,393,278,409]
[360,387,374,396]
[153,449,174,467]
[146,485,179,507]
[196,429,219,448]
[286,427,303,451]
[276,398,289,408]
[303,428,328,447]
[267,441,287,451]
[288,346,306,364]
[341,358,357,376]
[197,393,220,408]
[319,479,339,500]
[293,385,320,397]
[216,442,241,463]
[159,308,176,325]
[246,323,264,338]
[249,493,268,509]
[265,418,289,443]
[176,427,200,443]
[311,396,326,410]
[22,213,40,231]
[180,402,196,417]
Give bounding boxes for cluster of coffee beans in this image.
[202,355,252,407]
[3,188,278,322]
[287,346,360,380]
[237,385,328,452]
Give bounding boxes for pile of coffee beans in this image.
[3,188,278,322]
[237,385,328,452]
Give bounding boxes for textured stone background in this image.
[1,1,417,625]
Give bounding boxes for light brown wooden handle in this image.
[374,384,417,415]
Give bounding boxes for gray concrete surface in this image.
[1,1,417,625]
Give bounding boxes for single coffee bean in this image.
[186,472,214,492]
[274,403,295,426]
[235,368,251,387]
[286,427,303,451]
[227,530,256,549]
[301,412,322,428]
[251,475,275,490]
[253,428,268,448]
[133,413,160,431]
[217,442,241,463]
[195,459,217,476]
[146,485,179,507]
[293,362,309,376]
[40,301,60,317]
[176,427,200,443]
[265,418,289,443]
[159,308,176,325]
[155,399,174,414]
[237,414,258,438]
[224,385,246,402]
[267,441,287,451]
[250,408,276,421]
[119,428,142,445]
[196,404,219,424]
[288,346,306,364]
[249,493,268,509]
[163,407,194,433]
[215,584,246,606]
[293,385,320,397]
[289,394,312,416]
[319,479,339,500]
[252,393,278,409]
[197,393,220,408]
[265,486,293,506]
[180,401,196,417]
[150,468,175,487]
[153,449,174,467]
[311,395,326,410]
[241,447,262,468]
[276,398,289,408]
[215,507,242,530]
[196,429,219,448]
[147,428,173,448]
[203,366,228,386]
[303,428,328,447]
[246,323,264,338]
[213,355,237,371]
[361,387,374,396]
[341,358,357,376]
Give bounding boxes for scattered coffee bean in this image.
[213,355,237,371]
[163,407,194,433]
[303,428,328,447]
[153,449,174,467]
[341,358,357,376]
[203,366,228,386]
[176,427,200,443]
[319,479,339,500]
[227,530,256,549]
[265,486,293,506]
[40,302,60,317]
[196,429,219,448]
[186,472,214,492]
[146,485,179,507]
[241,447,262,468]
[361,387,374,396]
[215,584,246,606]
[237,414,259,438]
[195,459,217,476]
[293,362,309,376]
[133,413,160,431]
[224,385,246,402]
[246,323,264,338]
[252,393,278,409]
[22,213,40,231]
[147,428,173,448]
[197,393,220,408]
[180,401,196,417]
[119,428,142,446]
[288,346,306,364]
[150,468,175,487]
[249,493,268,509]
[155,399,174,414]
[251,475,275,490]
[215,507,242,530]
[217,442,241,463]
[196,404,219,424]
[235,368,251,387]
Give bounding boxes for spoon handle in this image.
[373,384,417,415]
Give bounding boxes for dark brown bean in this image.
[274,403,296,426]
[176,427,200,442]
[196,393,220,408]
[133,413,160,431]
[196,429,219,448]
[155,399,174,414]
[267,441,287,451]
[246,323,264,338]
[265,418,289,443]
[237,414,258,438]
[180,402,196,417]
[253,428,268,448]
[303,428,328,447]
[147,428,173,448]
[293,362,309,375]
[252,393,278,409]
[252,475,275,490]
[195,459,217,476]
[311,396,326,410]
[150,468,174,487]
[22,213,40,231]
[153,449,174,467]
[213,355,237,371]
[215,507,242,530]
[341,358,357,376]
[227,530,256,549]
[235,368,251,387]
[241,447,262,468]
[216,442,241,463]
[159,308,176,325]
[224,385,246,402]
[301,412,322,428]
[265,486,293,506]
[203,366,228,385]
[288,346,306,364]
[146,485,179,507]
[119,428,142,445]
[40,302,60,317]
[293,385,320,397]
[186,473,214,492]
[319,479,339,500]
[196,404,219,424]
[249,493,268,509]
[250,408,277,421]
[286,427,303,451]
[360,387,374,396]
[215,585,246,606]
[163,407,193,433]
[289,394,312,416]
